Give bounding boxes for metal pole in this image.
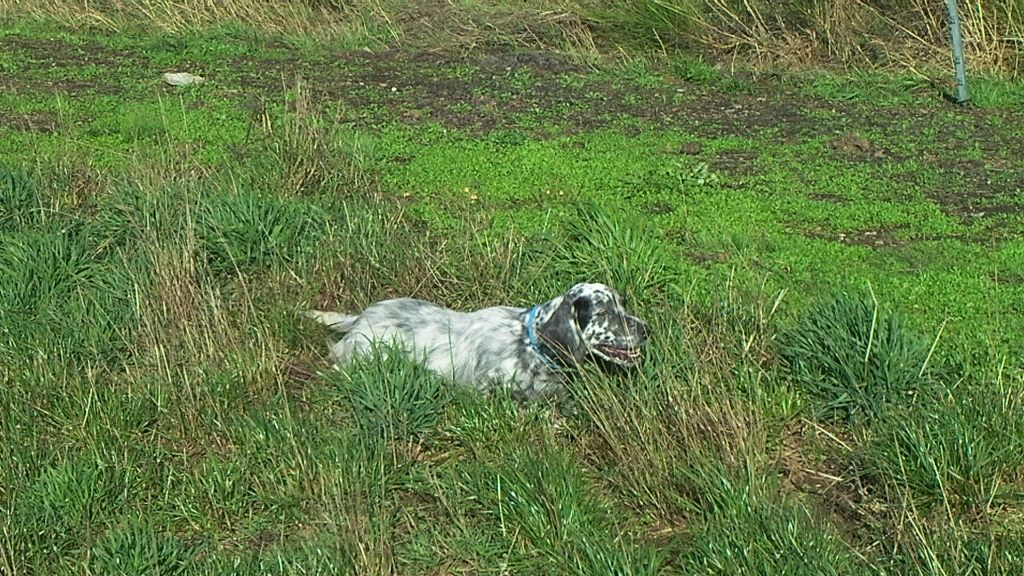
[947,0,970,103]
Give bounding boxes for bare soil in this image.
[3,32,1023,223]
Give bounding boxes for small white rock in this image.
[163,72,205,86]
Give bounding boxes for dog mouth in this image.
[594,344,642,365]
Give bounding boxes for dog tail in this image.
[303,310,359,333]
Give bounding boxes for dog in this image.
[304,282,649,400]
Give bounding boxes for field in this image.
[2,2,1024,574]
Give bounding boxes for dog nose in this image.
[636,320,650,341]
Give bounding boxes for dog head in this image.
[536,282,650,368]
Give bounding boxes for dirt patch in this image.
[828,131,887,161]
[687,251,731,265]
[213,45,843,140]
[989,270,1024,285]
[924,157,1024,221]
[0,75,120,97]
[681,94,816,139]
[644,201,675,215]
[0,35,139,95]
[845,107,1024,221]
[803,225,909,248]
[712,149,759,177]
[306,49,632,135]
[959,203,1023,218]
[0,111,59,133]
[248,529,282,552]
[776,425,873,544]
[676,141,704,155]
[1,35,139,68]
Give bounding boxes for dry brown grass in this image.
[2,0,397,41]
[126,198,290,425]
[573,367,768,523]
[956,0,1024,74]
[686,0,1023,75]
[4,0,1021,73]
[386,0,602,62]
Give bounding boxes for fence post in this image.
[947,0,970,103]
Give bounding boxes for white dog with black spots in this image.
[305,282,650,400]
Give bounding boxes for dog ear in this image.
[537,296,588,365]
[573,296,593,332]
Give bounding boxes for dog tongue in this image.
[604,346,638,360]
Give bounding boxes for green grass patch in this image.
[3,17,1024,576]
[777,290,941,423]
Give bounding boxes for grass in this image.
[2,10,1024,576]
[776,289,941,423]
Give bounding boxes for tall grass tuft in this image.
[570,361,765,519]
[196,189,328,276]
[889,522,1024,576]
[0,223,138,367]
[331,347,450,442]
[554,202,684,303]
[10,455,137,568]
[0,165,41,231]
[677,459,867,574]
[863,381,1024,519]
[252,80,382,197]
[590,0,703,50]
[571,363,861,573]
[89,519,192,576]
[443,418,667,575]
[776,289,939,423]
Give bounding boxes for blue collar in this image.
[526,305,559,370]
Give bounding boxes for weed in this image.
[718,75,756,94]
[777,289,940,423]
[671,55,717,83]
[90,520,192,576]
[196,190,327,276]
[623,157,723,199]
[863,381,1024,518]
[330,347,450,442]
[553,203,685,302]
[253,82,382,196]
[0,164,40,230]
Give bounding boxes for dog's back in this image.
[305,299,524,385]
[307,298,452,367]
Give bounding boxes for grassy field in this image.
[2,5,1024,575]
